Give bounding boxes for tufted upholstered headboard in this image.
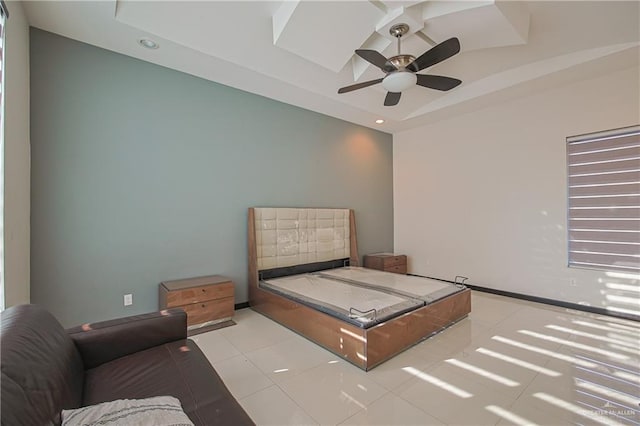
[247,207,359,305]
[253,208,352,271]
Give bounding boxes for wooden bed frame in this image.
[247,207,471,370]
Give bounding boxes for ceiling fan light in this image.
[382,71,417,93]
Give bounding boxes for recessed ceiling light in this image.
[138,38,159,49]
[375,119,385,124]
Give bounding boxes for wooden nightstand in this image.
[363,253,407,274]
[159,275,235,335]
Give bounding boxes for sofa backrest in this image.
[1,304,84,426]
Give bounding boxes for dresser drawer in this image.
[182,297,234,327]
[163,282,233,308]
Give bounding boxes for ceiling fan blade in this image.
[384,92,401,106]
[338,78,383,94]
[355,49,394,71]
[407,37,460,72]
[416,74,462,91]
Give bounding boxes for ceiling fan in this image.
[338,24,462,106]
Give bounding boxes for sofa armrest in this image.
[67,309,187,369]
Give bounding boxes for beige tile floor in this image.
[191,291,640,426]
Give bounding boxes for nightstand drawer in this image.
[381,256,406,268]
[163,282,233,308]
[385,264,407,274]
[364,254,407,269]
[159,275,236,335]
[182,297,234,327]
[363,253,407,275]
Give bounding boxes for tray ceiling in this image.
[24,1,640,133]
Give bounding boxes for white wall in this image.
[394,65,639,316]
[3,1,30,307]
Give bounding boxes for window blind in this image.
[567,125,640,273]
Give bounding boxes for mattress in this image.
[259,274,422,328]
[259,267,465,329]
[319,267,461,303]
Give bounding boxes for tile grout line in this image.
[237,329,321,425]
[271,374,323,425]
[335,390,391,426]
[388,376,453,426]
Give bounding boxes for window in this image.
[0,1,7,310]
[567,125,640,273]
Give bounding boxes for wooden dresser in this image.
[363,253,407,274]
[159,275,234,335]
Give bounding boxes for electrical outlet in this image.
[124,294,133,306]
[569,279,577,287]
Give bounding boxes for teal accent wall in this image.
[30,29,394,327]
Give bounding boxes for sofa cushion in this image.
[1,304,85,426]
[61,396,193,426]
[83,339,253,425]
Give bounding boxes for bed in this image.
[248,207,471,370]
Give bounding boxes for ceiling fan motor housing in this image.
[386,54,416,71]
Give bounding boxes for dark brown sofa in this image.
[0,304,254,426]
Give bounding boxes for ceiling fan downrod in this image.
[390,23,409,57]
[386,24,415,71]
